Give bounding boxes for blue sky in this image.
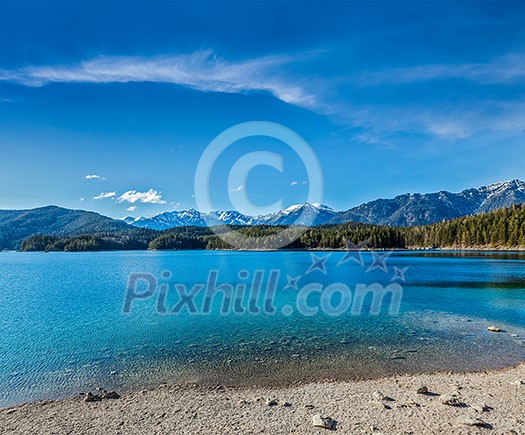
[1,1,524,218]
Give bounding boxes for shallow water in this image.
[0,250,524,407]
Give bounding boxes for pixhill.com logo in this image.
[123,246,406,317]
[124,123,407,316]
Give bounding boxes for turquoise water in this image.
[0,250,524,407]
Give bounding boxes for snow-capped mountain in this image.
[123,180,525,230]
[477,179,525,213]
[256,203,337,226]
[330,179,525,226]
[123,203,337,230]
[123,209,207,229]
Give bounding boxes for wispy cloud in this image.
[0,50,317,109]
[2,50,523,143]
[357,53,525,86]
[117,189,166,204]
[84,174,105,180]
[94,191,116,200]
[427,121,472,140]
[348,99,525,141]
[126,206,138,212]
[290,181,298,186]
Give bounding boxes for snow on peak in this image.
[282,203,336,214]
[283,204,304,213]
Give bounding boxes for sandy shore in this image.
[1,364,524,434]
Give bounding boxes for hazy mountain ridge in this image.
[125,179,525,230]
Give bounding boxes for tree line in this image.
[20,228,157,252]
[20,204,525,252]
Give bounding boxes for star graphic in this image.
[337,240,366,267]
[284,275,300,290]
[337,250,364,267]
[306,253,331,275]
[367,251,392,273]
[391,266,409,282]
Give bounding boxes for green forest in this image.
[20,204,525,252]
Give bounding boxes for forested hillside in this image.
[20,228,157,252]
[0,206,134,250]
[403,204,525,248]
[147,205,525,250]
[18,204,525,252]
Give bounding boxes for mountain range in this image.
[1,179,524,249]
[123,179,525,230]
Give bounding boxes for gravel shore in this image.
[1,364,524,434]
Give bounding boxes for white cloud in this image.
[0,50,317,109]
[117,188,166,204]
[290,181,298,186]
[93,191,116,200]
[85,174,105,180]
[229,185,244,192]
[79,197,85,201]
[126,206,138,212]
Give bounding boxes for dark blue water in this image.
[0,250,524,407]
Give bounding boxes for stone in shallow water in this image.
[101,391,121,399]
[312,414,336,430]
[82,392,99,402]
[487,326,502,332]
[81,390,121,402]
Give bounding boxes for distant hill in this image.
[0,205,132,249]
[124,179,525,230]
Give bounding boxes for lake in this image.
[0,250,524,407]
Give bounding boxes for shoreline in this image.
[2,363,524,434]
[7,246,525,253]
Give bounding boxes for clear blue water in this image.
[0,250,524,407]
